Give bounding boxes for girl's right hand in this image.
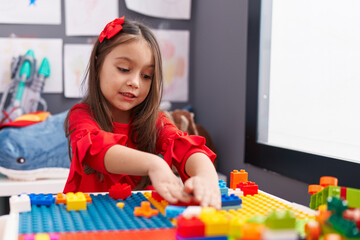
[148,156,191,204]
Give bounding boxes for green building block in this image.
[328,214,360,238]
[327,197,347,215]
[310,186,341,210]
[264,210,296,230]
[346,187,360,208]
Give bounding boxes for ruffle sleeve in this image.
[68,104,128,175]
[156,113,216,182]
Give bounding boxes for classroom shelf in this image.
[0,174,66,197]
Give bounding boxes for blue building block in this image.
[221,194,242,207]
[28,194,55,206]
[218,179,228,195]
[165,205,186,218]
[19,193,173,234]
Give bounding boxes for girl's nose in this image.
[127,75,140,88]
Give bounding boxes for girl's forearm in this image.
[185,152,218,179]
[104,144,162,175]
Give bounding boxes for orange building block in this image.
[56,193,66,204]
[308,185,324,195]
[319,176,338,187]
[134,201,159,218]
[242,223,265,240]
[230,169,248,190]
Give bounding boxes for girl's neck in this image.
[112,109,132,124]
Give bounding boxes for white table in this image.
[0,174,66,197]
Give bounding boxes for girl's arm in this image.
[104,145,191,204]
[183,152,221,209]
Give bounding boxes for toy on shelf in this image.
[0,50,50,124]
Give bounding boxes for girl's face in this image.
[99,39,154,123]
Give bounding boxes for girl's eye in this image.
[142,74,153,80]
[117,67,129,72]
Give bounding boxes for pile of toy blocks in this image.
[306,176,360,240]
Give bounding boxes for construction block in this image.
[176,235,227,240]
[34,233,50,240]
[151,191,165,201]
[320,176,338,187]
[165,205,186,218]
[328,214,360,238]
[308,184,324,195]
[19,193,173,234]
[310,186,341,210]
[143,191,168,215]
[228,188,243,197]
[84,193,92,203]
[48,233,60,240]
[221,204,242,211]
[55,193,66,204]
[230,169,248,190]
[200,207,229,236]
[228,217,246,238]
[177,215,205,238]
[134,201,159,218]
[237,181,258,196]
[323,233,343,240]
[327,197,347,215]
[264,210,296,230]
[221,194,242,207]
[242,223,265,240]
[109,183,131,200]
[171,199,200,207]
[28,193,55,206]
[23,234,34,240]
[66,192,87,211]
[10,194,31,213]
[346,187,360,208]
[218,179,228,195]
[116,202,124,209]
[304,221,321,240]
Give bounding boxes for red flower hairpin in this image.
[99,16,125,43]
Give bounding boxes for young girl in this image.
[63,17,221,209]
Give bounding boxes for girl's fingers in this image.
[183,179,194,194]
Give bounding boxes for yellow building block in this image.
[116,202,125,209]
[34,233,50,240]
[228,216,246,238]
[66,192,87,211]
[200,207,229,236]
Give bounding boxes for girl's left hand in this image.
[183,175,221,209]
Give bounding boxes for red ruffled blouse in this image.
[63,103,216,193]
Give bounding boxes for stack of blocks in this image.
[13,170,360,239]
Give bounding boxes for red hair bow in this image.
[99,16,125,43]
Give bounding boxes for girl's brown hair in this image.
[64,19,163,189]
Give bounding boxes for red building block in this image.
[177,215,205,238]
[237,181,258,196]
[151,191,165,201]
[109,183,131,200]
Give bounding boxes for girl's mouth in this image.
[120,92,136,98]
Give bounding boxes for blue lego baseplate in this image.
[18,192,173,234]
